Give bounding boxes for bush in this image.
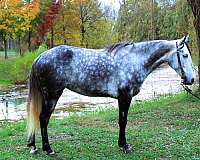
[0,44,48,84]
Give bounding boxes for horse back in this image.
[32,45,118,98]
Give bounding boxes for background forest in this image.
[0,0,198,83]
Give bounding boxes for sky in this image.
[98,0,121,11]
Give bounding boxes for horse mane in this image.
[105,42,134,55]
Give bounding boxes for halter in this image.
[176,42,185,80]
[176,40,200,100]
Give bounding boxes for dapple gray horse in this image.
[27,35,195,155]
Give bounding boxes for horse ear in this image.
[178,35,189,46]
[184,35,190,44]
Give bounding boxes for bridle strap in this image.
[176,42,185,79]
[176,40,200,100]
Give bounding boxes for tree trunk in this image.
[80,0,85,47]
[28,0,31,52]
[63,26,66,44]
[80,24,85,47]
[18,37,22,56]
[151,0,155,40]
[187,0,200,88]
[195,24,200,88]
[62,13,66,44]
[51,27,54,48]
[4,38,8,59]
[28,29,32,51]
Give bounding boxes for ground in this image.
[0,92,200,159]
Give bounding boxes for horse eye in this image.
[183,54,188,58]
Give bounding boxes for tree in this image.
[52,0,81,46]
[50,0,113,48]
[79,0,105,47]
[116,0,160,41]
[34,0,61,47]
[23,0,40,51]
[0,0,39,58]
[187,0,200,87]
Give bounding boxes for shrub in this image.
[0,44,48,84]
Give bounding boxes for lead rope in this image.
[181,83,200,100]
[180,65,200,99]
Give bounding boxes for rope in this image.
[181,83,200,100]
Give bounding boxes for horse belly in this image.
[65,79,118,98]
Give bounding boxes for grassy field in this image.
[0,45,47,84]
[0,92,200,159]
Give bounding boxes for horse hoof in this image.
[47,151,55,155]
[46,149,55,155]
[121,144,132,154]
[30,146,38,154]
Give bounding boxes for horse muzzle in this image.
[182,77,194,85]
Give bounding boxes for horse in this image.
[27,35,195,155]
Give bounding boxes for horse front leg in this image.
[118,92,132,153]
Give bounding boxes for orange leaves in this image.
[0,0,21,8]
[0,0,40,40]
[34,0,62,45]
[21,0,40,20]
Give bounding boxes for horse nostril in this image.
[191,78,194,83]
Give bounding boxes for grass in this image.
[0,44,48,84]
[0,50,17,58]
[0,80,12,90]
[0,92,200,159]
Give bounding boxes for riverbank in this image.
[0,92,200,159]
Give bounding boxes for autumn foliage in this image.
[34,0,62,46]
[0,0,40,58]
[0,0,40,39]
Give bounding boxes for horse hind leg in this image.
[27,93,42,154]
[40,97,60,155]
[27,133,37,154]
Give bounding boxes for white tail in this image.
[27,69,42,138]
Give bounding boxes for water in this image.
[0,65,196,121]
[0,86,116,121]
[0,86,27,121]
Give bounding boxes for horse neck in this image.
[141,40,175,76]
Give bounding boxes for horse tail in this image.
[27,64,42,138]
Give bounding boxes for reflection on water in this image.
[0,86,116,121]
[0,98,27,121]
[0,86,28,121]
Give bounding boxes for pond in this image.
[0,65,194,121]
[0,85,117,121]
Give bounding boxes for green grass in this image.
[0,80,12,90]
[0,44,48,84]
[0,92,200,159]
[0,50,17,58]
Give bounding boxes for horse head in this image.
[168,35,196,85]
